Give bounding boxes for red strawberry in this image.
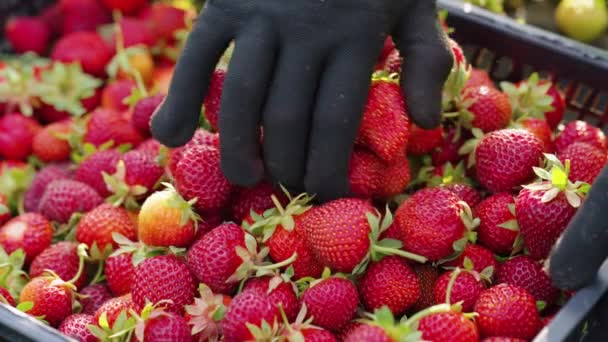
[0,113,41,160]
[221,290,280,342]
[558,142,607,184]
[418,311,479,342]
[19,276,74,327]
[115,17,155,48]
[29,242,87,290]
[136,138,162,157]
[0,287,15,306]
[174,144,233,214]
[5,17,50,55]
[555,120,607,153]
[32,121,72,163]
[75,149,121,198]
[301,328,338,342]
[0,194,10,225]
[51,32,113,77]
[474,284,541,339]
[497,256,559,306]
[464,85,512,133]
[348,148,383,198]
[230,182,286,223]
[80,284,113,315]
[412,264,440,312]
[139,3,189,41]
[37,86,101,124]
[39,179,103,223]
[76,203,137,253]
[375,49,402,74]
[131,254,196,314]
[407,124,443,156]
[475,193,520,255]
[24,164,72,213]
[93,294,135,328]
[203,69,225,131]
[101,0,148,14]
[343,324,391,342]
[544,84,565,129]
[59,314,97,342]
[466,69,495,89]
[84,108,144,148]
[358,256,420,315]
[104,150,164,206]
[242,275,300,322]
[167,129,220,176]
[0,213,53,264]
[432,128,465,166]
[101,80,136,112]
[140,312,192,342]
[481,338,526,342]
[377,151,412,198]
[395,188,468,261]
[446,244,499,277]
[104,253,134,296]
[357,77,410,163]
[443,183,482,209]
[475,129,544,193]
[301,277,359,331]
[519,118,553,152]
[132,94,165,137]
[60,0,111,35]
[433,270,485,312]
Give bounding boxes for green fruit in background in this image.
[555,0,608,43]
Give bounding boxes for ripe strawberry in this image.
[84,108,144,148]
[139,3,189,40]
[474,284,541,339]
[132,94,165,137]
[203,69,225,131]
[464,85,512,133]
[418,311,479,342]
[407,124,443,156]
[101,80,136,112]
[104,252,134,296]
[558,142,606,184]
[131,254,196,313]
[221,290,280,342]
[0,213,53,264]
[138,185,197,248]
[475,193,520,255]
[0,194,10,225]
[194,215,223,241]
[357,77,410,163]
[555,120,607,153]
[301,277,359,331]
[115,17,155,48]
[104,150,164,206]
[39,179,103,223]
[242,275,299,322]
[375,49,402,74]
[300,328,338,342]
[23,164,71,213]
[174,144,233,214]
[337,322,364,341]
[343,324,391,342]
[51,32,113,77]
[19,276,74,327]
[519,117,553,151]
[445,244,499,278]
[93,294,135,328]
[101,0,148,15]
[497,256,559,306]
[230,182,287,223]
[5,17,50,55]
[544,84,565,129]
[80,284,112,315]
[32,121,72,163]
[443,183,482,208]
[358,256,420,315]
[395,188,467,261]
[29,242,87,290]
[348,148,383,198]
[0,113,41,160]
[475,129,543,193]
[59,314,97,342]
[481,338,526,342]
[433,270,485,312]
[411,264,440,312]
[377,151,412,198]
[432,128,465,166]
[167,130,220,178]
[136,138,162,157]
[76,204,137,253]
[60,0,111,35]
[466,69,495,89]
[75,149,121,198]
[140,312,192,342]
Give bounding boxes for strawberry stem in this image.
[445,267,462,305]
[90,259,105,285]
[403,303,453,327]
[371,244,427,264]
[255,252,297,271]
[67,244,88,286]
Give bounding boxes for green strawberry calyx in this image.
[88,307,137,342]
[184,284,227,341]
[0,61,52,116]
[277,304,326,342]
[500,73,555,121]
[457,128,485,168]
[0,248,28,301]
[110,232,184,267]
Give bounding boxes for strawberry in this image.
[555,120,607,153]
[138,184,198,248]
[497,256,559,306]
[36,74,102,124]
[51,32,113,77]
[544,83,565,129]
[174,144,233,214]
[0,213,53,265]
[301,328,338,342]
[433,269,485,312]
[474,284,541,339]
[519,117,553,153]
[139,3,189,41]
[411,264,440,312]
[139,312,192,342]
[475,193,520,255]
[337,322,364,341]
[167,129,220,171]
[184,284,231,342]
[136,138,162,157]
[443,183,482,209]
[395,188,470,262]
[358,256,420,315]
[115,17,155,48]
[407,124,443,156]
[230,182,287,223]
[348,148,384,198]
[481,338,526,342]
[75,149,121,198]
[203,69,225,131]
[464,85,512,133]
[558,142,606,184]
[101,80,137,112]
[39,179,103,223]
[432,128,465,166]
[60,0,111,35]
[29,242,87,290]
[80,284,113,315]
[76,203,137,254]
[0,286,15,307]
[132,94,165,137]
[32,121,72,163]
[466,69,495,89]
[59,314,97,342]
[0,194,10,225]
[418,311,479,342]
[104,252,134,296]
[0,113,41,160]
[101,0,148,15]
[5,17,50,55]
[24,164,72,212]
[19,276,74,327]
[475,129,544,193]
[301,277,359,331]
[221,290,280,342]
[93,294,135,328]
[449,38,466,66]
[343,324,391,342]
[131,254,196,314]
[194,214,223,241]
[377,150,412,198]
[242,275,300,322]
[84,108,144,148]
[357,76,410,163]
[445,244,499,278]
[375,49,402,74]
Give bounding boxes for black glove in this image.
[150,0,452,201]
[548,165,608,341]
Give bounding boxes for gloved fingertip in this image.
[221,156,265,188]
[150,101,200,148]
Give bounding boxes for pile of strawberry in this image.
[1,1,607,342]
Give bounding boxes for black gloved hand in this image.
[548,165,608,341]
[151,0,452,201]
